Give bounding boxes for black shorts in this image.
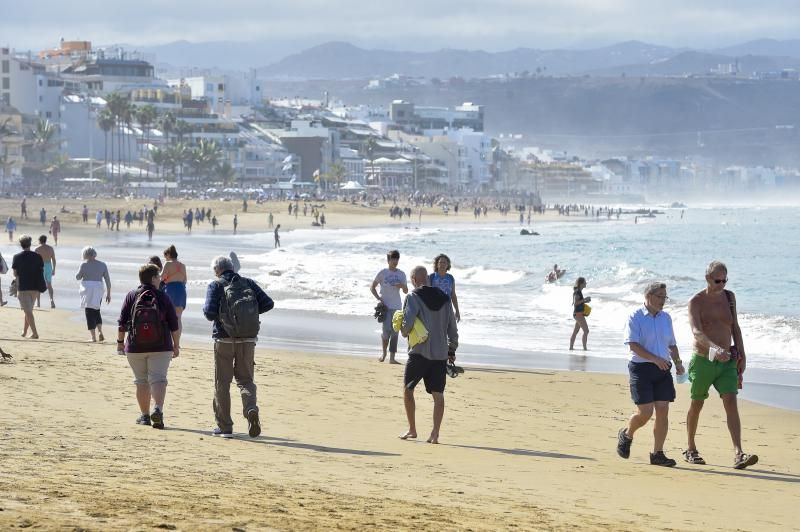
[404,354,447,394]
[628,361,675,405]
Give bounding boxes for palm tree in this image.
[167,142,189,183]
[135,105,157,178]
[159,111,176,146]
[325,161,347,191]
[32,118,57,164]
[216,160,236,187]
[174,120,192,145]
[150,147,166,179]
[97,108,115,179]
[0,117,14,189]
[365,137,378,187]
[104,93,127,182]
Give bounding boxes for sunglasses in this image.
[713,278,728,284]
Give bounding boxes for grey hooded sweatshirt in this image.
[401,286,458,361]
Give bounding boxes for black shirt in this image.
[11,250,44,292]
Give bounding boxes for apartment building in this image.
[0,105,25,186]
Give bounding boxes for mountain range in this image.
[126,38,800,79]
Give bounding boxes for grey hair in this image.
[644,282,666,296]
[212,255,234,272]
[410,265,428,283]
[82,246,97,260]
[706,260,727,276]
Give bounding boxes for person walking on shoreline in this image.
[49,216,61,246]
[684,261,758,469]
[161,245,187,346]
[117,264,180,429]
[35,235,56,308]
[428,254,461,322]
[11,235,45,339]
[0,250,8,306]
[273,224,281,248]
[569,277,590,350]
[399,265,458,444]
[203,255,274,438]
[6,217,16,242]
[371,249,408,364]
[617,282,683,467]
[76,246,111,342]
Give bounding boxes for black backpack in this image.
[218,275,260,338]
[128,287,164,350]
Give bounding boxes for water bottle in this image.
[676,372,688,385]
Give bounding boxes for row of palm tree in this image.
[148,138,233,184]
[97,93,202,184]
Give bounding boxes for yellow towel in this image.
[392,310,429,347]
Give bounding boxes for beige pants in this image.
[18,290,38,333]
[213,340,258,432]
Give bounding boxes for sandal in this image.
[734,453,758,470]
[683,449,706,464]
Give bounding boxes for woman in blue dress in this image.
[428,253,461,322]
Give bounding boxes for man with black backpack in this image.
[203,255,274,439]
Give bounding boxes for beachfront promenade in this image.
[0,197,798,531]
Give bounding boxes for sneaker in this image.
[150,408,164,430]
[136,413,151,426]
[650,451,677,467]
[617,428,632,459]
[247,409,261,438]
[212,427,233,439]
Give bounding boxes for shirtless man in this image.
[684,261,758,469]
[49,216,61,246]
[35,235,56,308]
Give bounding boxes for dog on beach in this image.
[0,347,12,362]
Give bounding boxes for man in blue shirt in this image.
[617,282,685,467]
[203,255,274,439]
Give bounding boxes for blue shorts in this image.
[164,282,187,309]
[43,262,53,284]
[628,361,675,405]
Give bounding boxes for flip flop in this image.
[734,453,758,470]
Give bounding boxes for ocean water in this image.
[235,206,800,371]
[35,206,800,408]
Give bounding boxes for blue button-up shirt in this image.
[624,306,676,363]
[202,270,274,339]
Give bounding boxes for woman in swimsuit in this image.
[570,277,590,351]
[161,245,187,344]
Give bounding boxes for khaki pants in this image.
[18,290,38,334]
[213,340,258,432]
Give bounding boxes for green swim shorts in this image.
[688,353,738,400]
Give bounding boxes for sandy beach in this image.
[1,196,798,531]
[0,306,798,531]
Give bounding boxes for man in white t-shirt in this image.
[370,249,408,364]
[617,282,685,467]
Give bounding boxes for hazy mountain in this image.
[257,40,682,79]
[591,51,800,77]
[714,39,800,59]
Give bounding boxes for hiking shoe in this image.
[650,451,677,467]
[247,409,261,438]
[136,414,151,426]
[212,427,233,439]
[617,428,632,459]
[150,408,164,430]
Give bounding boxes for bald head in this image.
[410,266,428,288]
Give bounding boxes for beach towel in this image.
[392,310,429,347]
[79,280,105,310]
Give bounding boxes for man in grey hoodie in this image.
[399,265,459,444]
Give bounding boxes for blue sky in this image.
[1,0,799,51]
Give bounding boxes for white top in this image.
[623,306,676,363]
[373,268,407,310]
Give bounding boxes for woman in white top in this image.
[75,246,111,342]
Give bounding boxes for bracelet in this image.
[117,340,124,343]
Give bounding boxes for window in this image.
[45,111,52,118]
[38,79,43,86]
[1,77,9,90]
[1,60,8,73]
